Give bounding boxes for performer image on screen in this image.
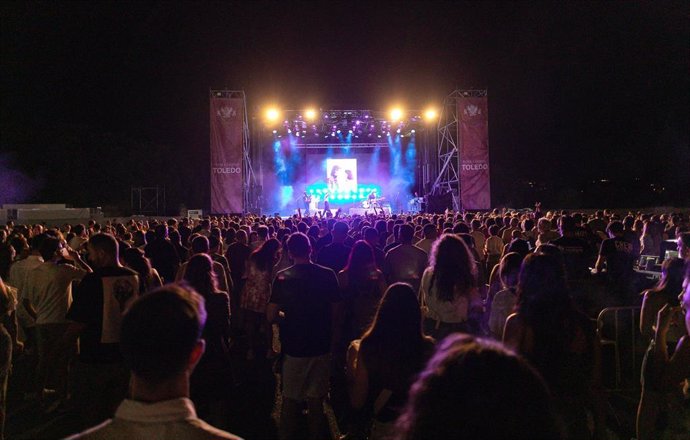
[328,165,355,193]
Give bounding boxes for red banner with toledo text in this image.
[210,97,244,213]
[458,96,491,210]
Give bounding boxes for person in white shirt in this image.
[484,225,504,275]
[470,219,486,262]
[384,224,427,293]
[25,235,91,399]
[68,224,89,252]
[66,284,242,440]
[415,224,438,259]
[7,234,47,340]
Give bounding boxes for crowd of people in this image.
[0,207,689,440]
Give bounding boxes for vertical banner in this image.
[458,96,491,210]
[210,96,244,213]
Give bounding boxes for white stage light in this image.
[305,109,317,120]
[265,108,280,121]
[424,108,437,121]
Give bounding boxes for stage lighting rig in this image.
[304,109,317,120]
[424,108,438,121]
[265,108,280,122]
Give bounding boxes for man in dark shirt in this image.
[144,224,180,283]
[316,221,351,273]
[363,226,385,270]
[550,216,593,281]
[595,221,635,302]
[383,224,402,254]
[61,233,140,426]
[225,230,250,316]
[587,211,608,237]
[383,224,428,292]
[315,218,336,253]
[622,215,641,259]
[267,233,341,440]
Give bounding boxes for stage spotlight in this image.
[272,130,277,134]
[337,129,341,134]
[266,108,280,121]
[390,108,403,121]
[424,108,438,121]
[348,130,353,134]
[305,109,317,120]
[396,128,401,134]
[411,129,416,133]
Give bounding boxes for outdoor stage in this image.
[209,90,491,215]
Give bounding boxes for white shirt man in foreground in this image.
[66,284,242,440]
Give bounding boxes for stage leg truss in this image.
[432,89,488,211]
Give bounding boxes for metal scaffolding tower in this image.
[431,89,487,211]
[131,186,165,215]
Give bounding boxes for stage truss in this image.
[210,90,255,212]
[432,89,487,211]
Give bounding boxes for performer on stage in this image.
[323,191,330,215]
[302,190,312,215]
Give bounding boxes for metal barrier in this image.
[596,306,642,391]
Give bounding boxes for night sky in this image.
[1,1,688,212]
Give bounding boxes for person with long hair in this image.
[347,283,434,440]
[183,254,232,423]
[121,247,162,294]
[0,277,15,440]
[393,334,562,440]
[639,257,686,340]
[636,261,690,440]
[338,241,386,343]
[240,238,281,360]
[503,253,605,440]
[487,252,523,338]
[419,234,481,338]
[636,259,689,439]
